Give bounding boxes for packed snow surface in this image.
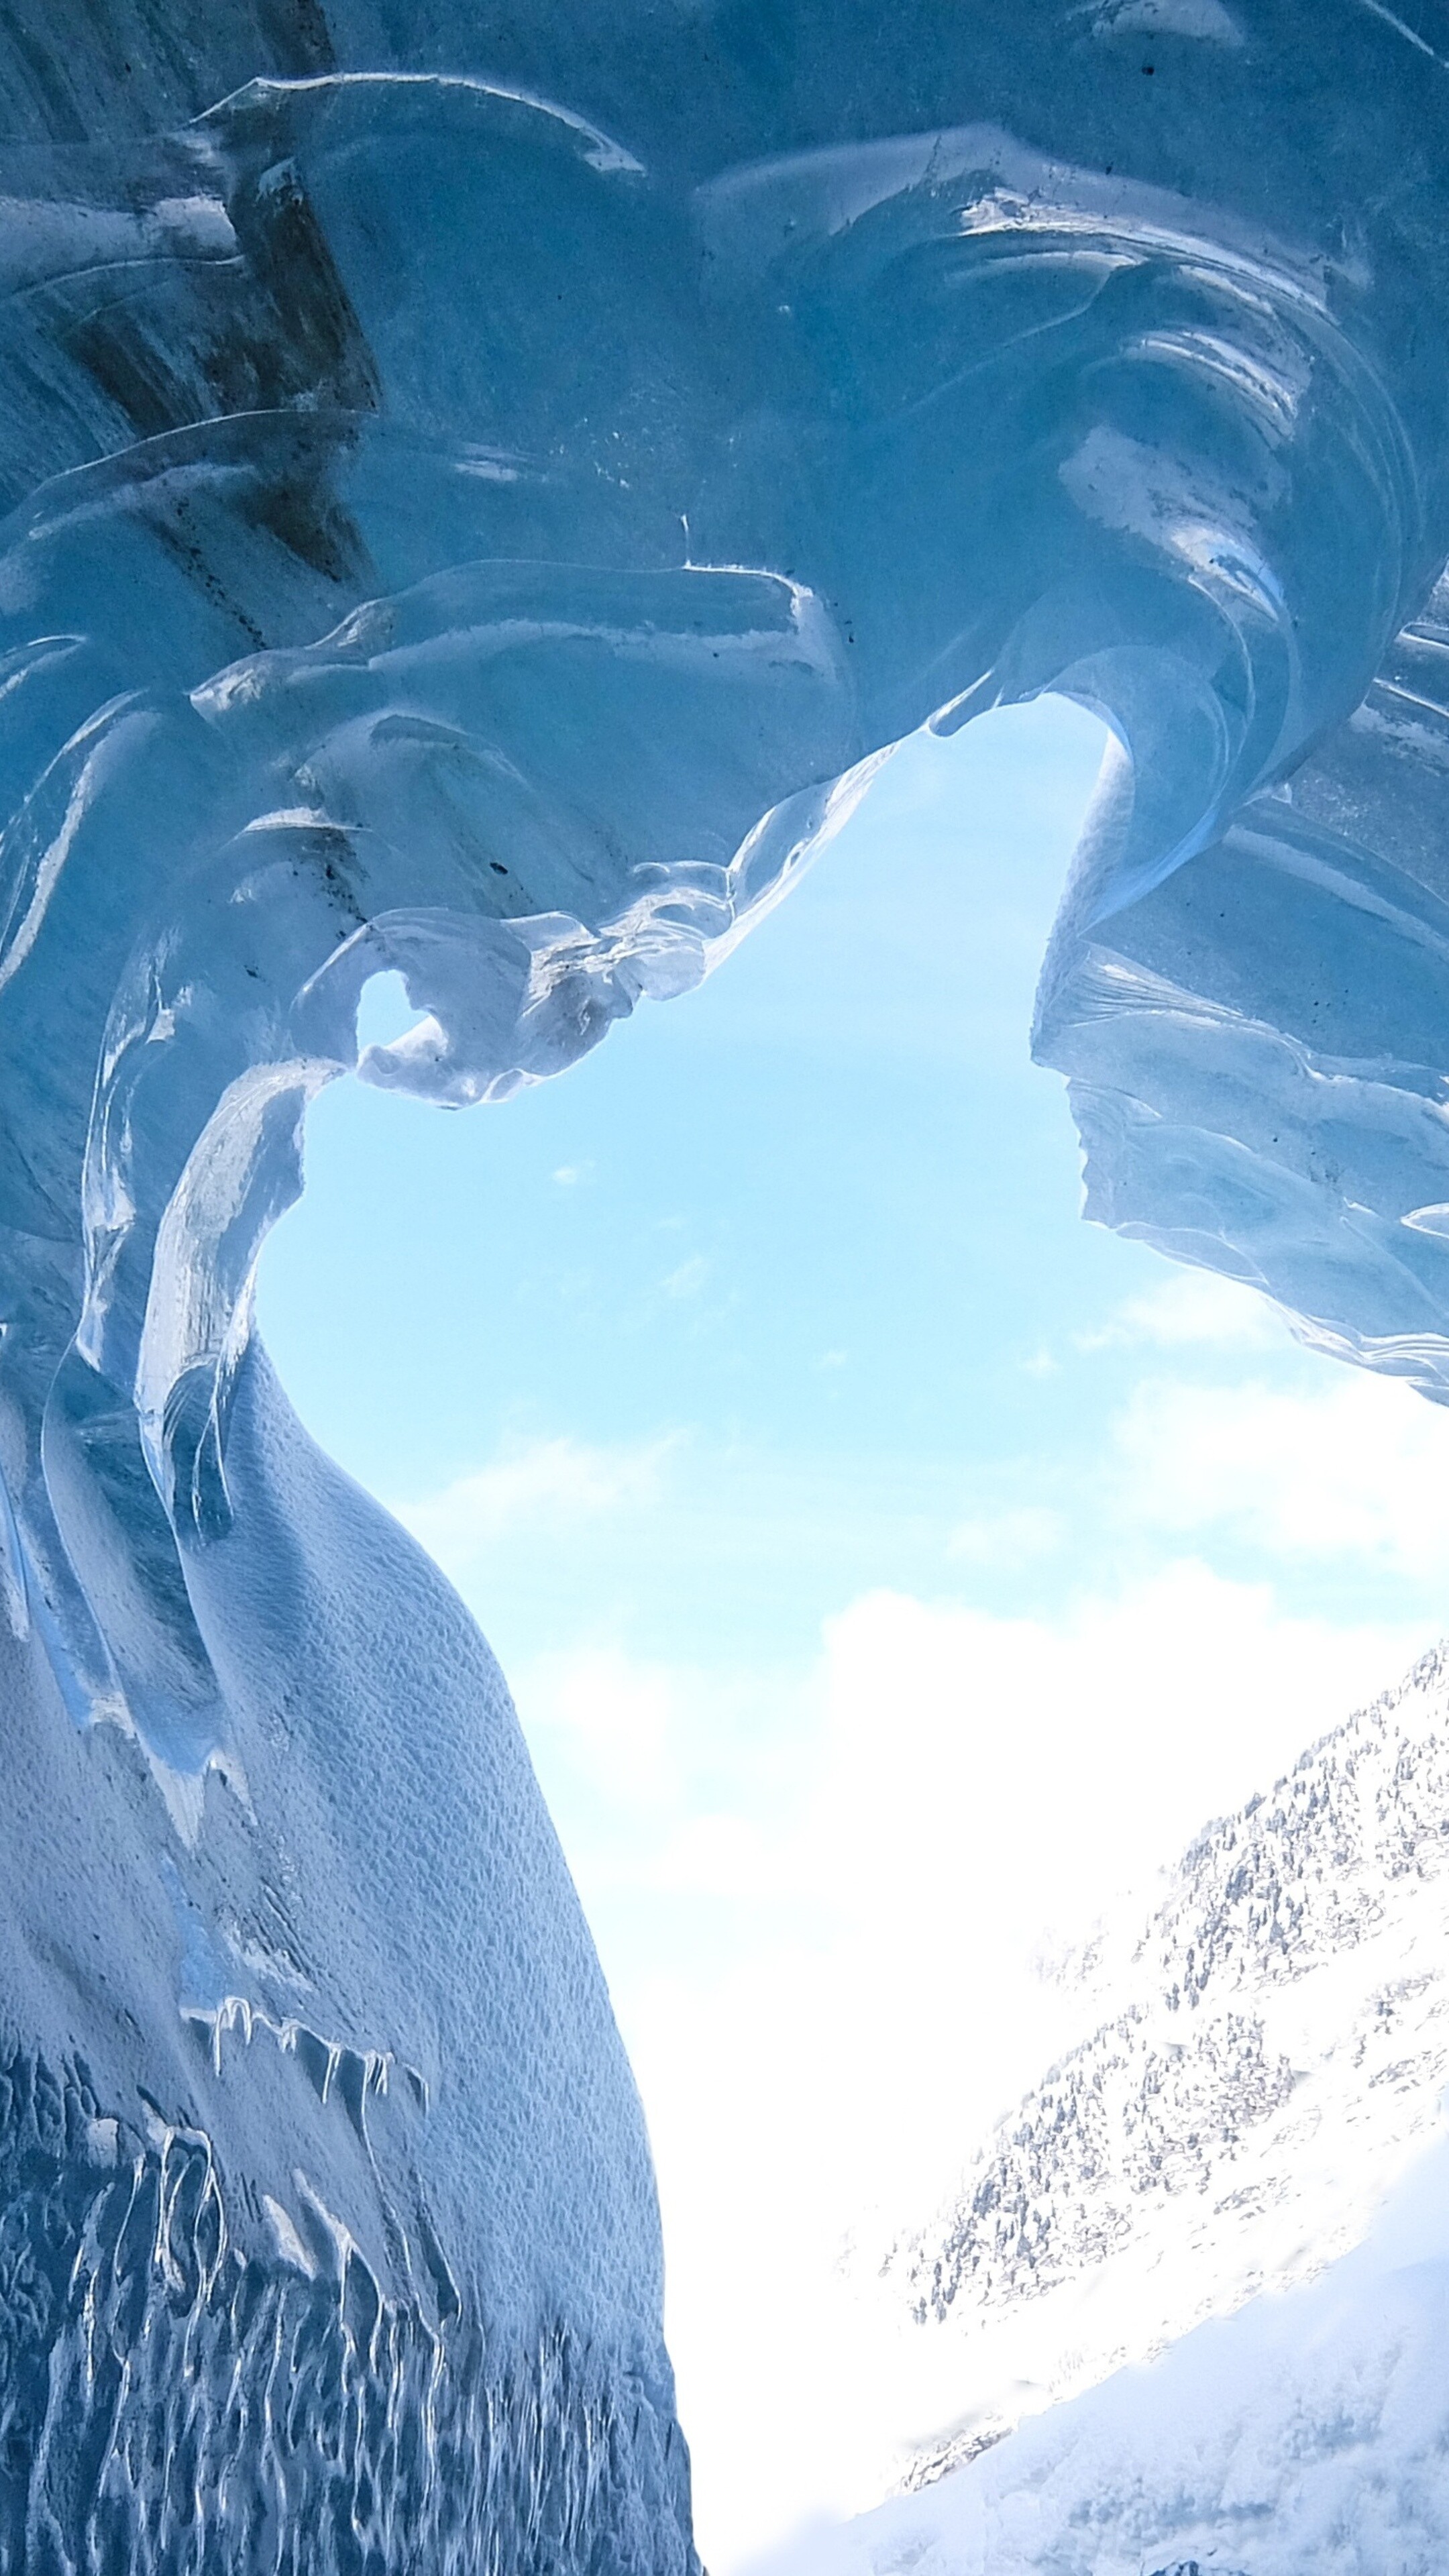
[3,0,1449,2564]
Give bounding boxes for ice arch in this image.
[0,1,1447,2565]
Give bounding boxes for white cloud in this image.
[946,1504,1064,1567]
[1075,1266,1283,1354]
[1114,1368,1449,1578]
[396,1432,674,1567]
[663,1254,709,1298]
[794,1572,1419,1983]
[520,1644,685,1812]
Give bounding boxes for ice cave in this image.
[1,0,1449,2567]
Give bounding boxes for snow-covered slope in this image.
[876,1642,1449,2483]
[764,2128,1449,2576]
[756,1645,1449,2575]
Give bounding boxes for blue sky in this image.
[259,699,1449,2567]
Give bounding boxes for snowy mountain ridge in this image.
[881,1640,1449,2486]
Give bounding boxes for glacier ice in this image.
[3,0,1449,2565]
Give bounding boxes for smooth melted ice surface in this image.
[1,1,1449,2566]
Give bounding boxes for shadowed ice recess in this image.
[0,0,1448,2565]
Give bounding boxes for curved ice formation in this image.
[1,1,1449,2565]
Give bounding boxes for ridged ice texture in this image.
[0,2047,691,2576]
[3,0,1449,2565]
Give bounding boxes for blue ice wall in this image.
[1,2,1448,2566]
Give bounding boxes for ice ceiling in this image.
[0,0,1447,2565]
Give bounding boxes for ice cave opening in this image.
[8,5,1449,2571]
